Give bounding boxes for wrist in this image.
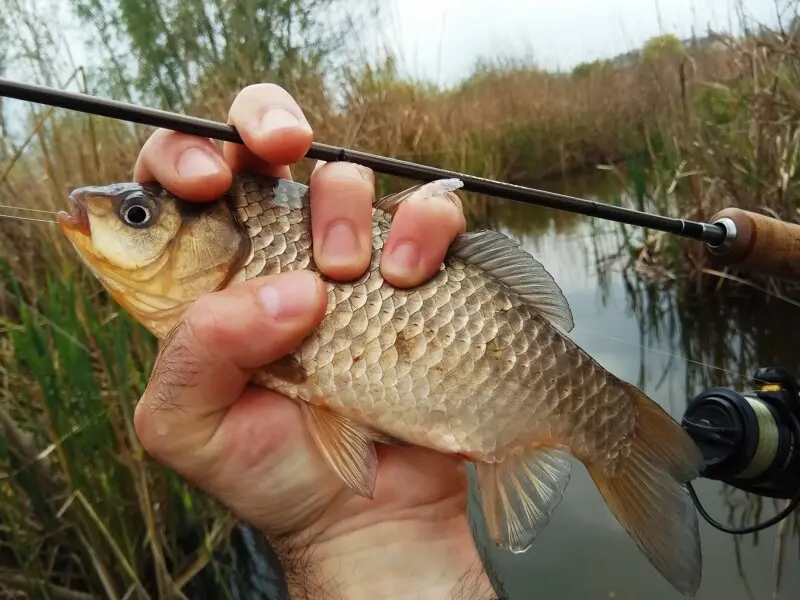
[269,511,498,600]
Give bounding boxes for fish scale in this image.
[230,176,636,464]
[60,172,706,596]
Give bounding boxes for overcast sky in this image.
[18,0,790,87]
[382,0,786,84]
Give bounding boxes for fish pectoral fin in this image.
[301,403,380,499]
[476,446,572,554]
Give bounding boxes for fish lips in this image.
[57,191,91,236]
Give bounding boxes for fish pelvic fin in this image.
[476,446,572,553]
[586,386,704,597]
[301,403,383,500]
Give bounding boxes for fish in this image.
[58,173,704,595]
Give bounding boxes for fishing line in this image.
[0,213,58,224]
[0,204,58,214]
[573,326,771,387]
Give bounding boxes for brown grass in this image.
[1,7,799,597]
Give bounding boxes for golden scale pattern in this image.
[228,175,638,468]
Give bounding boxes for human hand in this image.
[131,84,498,600]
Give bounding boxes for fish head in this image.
[59,182,181,270]
[58,182,249,338]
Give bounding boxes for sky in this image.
[8,0,789,89]
[0,0,790,130]
[381,0,787,85]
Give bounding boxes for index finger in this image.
[223,83,314,180]
[133,129,233,201]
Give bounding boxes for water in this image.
[465,169,800,600]
[206,169,800,600]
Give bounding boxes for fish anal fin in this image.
[301,403,380,499]
[447,230,574,332]
[374,179,464,215]
[476,446,572,553]
[586,385,703,597]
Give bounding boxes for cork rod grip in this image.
[707,208,800,281]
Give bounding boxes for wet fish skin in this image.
[59,173,704,596]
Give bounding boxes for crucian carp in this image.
[58,173,704,596]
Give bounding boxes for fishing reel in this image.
[680,366,800,534]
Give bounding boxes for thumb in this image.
[133,269,328,472]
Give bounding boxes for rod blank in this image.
[0,77,727,246]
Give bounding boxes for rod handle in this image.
[707,207,800,281]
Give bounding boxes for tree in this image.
[70,0,381,110]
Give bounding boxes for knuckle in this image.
[133,397,167,459]
[182,295,224,350]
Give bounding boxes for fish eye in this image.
[124,204,150,226]
[118,193,158,228]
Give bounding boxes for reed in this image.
[607,18,800,301]
[0,1,798,596]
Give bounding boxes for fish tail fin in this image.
[586,385,704,597]
[475,446,572,554]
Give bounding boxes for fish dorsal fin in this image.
[448,230,574,333]
[476,447,572,553]
[375,178,465,215]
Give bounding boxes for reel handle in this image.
[707,207,800,281]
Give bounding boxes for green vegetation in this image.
[1,0,799,596]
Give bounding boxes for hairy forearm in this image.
[266,517,504,600]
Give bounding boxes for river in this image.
[468,169,800,600]
[203,168,800,600]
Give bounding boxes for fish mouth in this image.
[57,191,91,236]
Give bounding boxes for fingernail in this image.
[322,221,361,265]
[258,271,320,320]
[385,242,420,275]
[260,107,311,134]
[176,147,224,178]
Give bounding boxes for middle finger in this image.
[309,161,375,281]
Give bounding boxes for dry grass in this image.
[610,22,800,301]
[1,5,799,597]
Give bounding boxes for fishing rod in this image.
[3,78,800,283]
[1,78,799,534]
